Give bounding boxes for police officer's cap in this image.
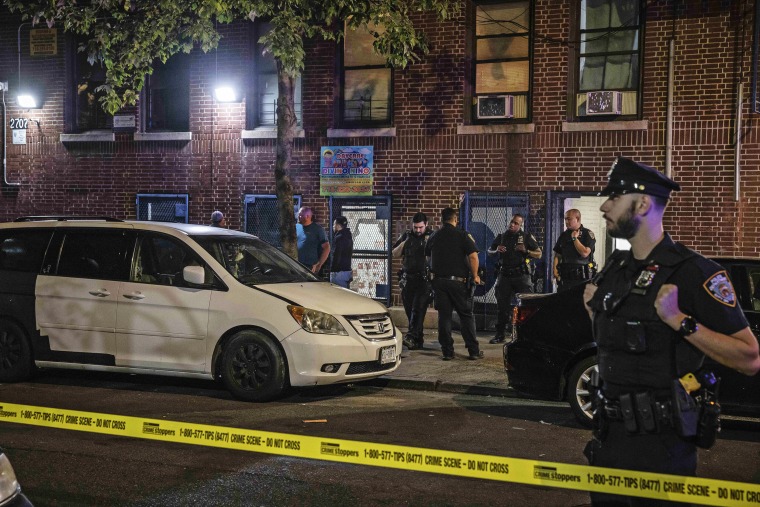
[599,157,681,199]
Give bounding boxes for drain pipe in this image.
[735,82,743,202]
[665,37,674,179]
[2,85,20,187]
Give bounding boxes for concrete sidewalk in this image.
[363,326,518,399]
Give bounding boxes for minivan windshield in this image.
[192,235,320,285]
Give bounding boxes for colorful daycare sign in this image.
[320,146,374,196]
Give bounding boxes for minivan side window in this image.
[56,230,133,280]
[0,230,52,273]
[133,234,213,287]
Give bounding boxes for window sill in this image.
[327,127,396,138]
[241,127,305,139]
[562,120,648,132]
[60,132,115,143]
[457,124,535,135]
[134,132,192,142]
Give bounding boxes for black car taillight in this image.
[512,306,538,326]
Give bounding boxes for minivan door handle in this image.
[88,289,111,297]
[122,292,146,301]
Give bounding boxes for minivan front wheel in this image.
[566,356,598,428]
[0,320,33,382]
[221,331,288,402]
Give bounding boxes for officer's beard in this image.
[608,201,640,239]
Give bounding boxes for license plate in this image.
[380,345,396,365]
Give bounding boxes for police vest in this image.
[589,245,705,398]
[498,231,529,269]
[402,233,428,274]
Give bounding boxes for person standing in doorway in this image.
[553,209,596,291]
[330,216,354,289]
[210,210,225,228]
[583,156,760,506]
[487,214,542,344]
[425,207,483,361]
[297,206,330,276]
[392,212,432,350]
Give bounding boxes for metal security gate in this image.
[461,191,536,330]
[243,194,301,248]
[136,194,189,223]
[329,196,392,305]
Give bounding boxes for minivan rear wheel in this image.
[0,320,33,382]
[566,356,598,428]
[221,330,288,402]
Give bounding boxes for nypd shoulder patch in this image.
[703,270,737,307]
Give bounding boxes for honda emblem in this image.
[378,322,385,333]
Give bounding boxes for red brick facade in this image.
[1,1,759,303]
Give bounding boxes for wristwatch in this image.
[571,237,578,241]
[678,315,699,337]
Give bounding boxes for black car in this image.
[503,258,760,426]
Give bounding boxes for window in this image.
[471,1,532,122]
[136,194,189,223]
[56,230,133,280]
[340,23,392,126]
[243,194,301,248]
[575,0,642,117]
[143,53,190,132]
[133,234,213,287]
[70,37,113,132]
[247,22,302,128]
[0,230,52,273]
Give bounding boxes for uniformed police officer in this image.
[425,207,483,360]
[392,212,432,350]
[553,209,596,291]
[487,213,542,344]
[583,157,760,506]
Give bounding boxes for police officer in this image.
[553,209,596,291]
[583,157,760,506]
[392,212,432,350]
[487,213,542,344]
[425,207,483,360]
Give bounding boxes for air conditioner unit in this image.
[585,91,623,115]
[476,95,514,119]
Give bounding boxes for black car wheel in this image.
[566,356,598,428]
[0,320,33,383]
[221,330,288,402]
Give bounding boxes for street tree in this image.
[3,0,457,258]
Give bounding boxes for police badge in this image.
[704,270,737,307]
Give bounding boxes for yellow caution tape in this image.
[1,402,758,506]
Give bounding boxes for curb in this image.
[360,377,520,399]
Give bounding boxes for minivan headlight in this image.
[287,305,348,335]
[0,453,21,504]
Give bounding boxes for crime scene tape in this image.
[1,402,758,506]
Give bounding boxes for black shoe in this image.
[402,336,416,349]
[489,336,506,344]
[442,354,455,361]
[468,351,485,360]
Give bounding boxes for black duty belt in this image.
[601,393,675,433]
[501,266,526,277]
[435,275,467,283]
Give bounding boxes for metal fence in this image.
[243,194,302,248]
[135,194,188,223]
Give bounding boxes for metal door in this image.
[243,194,302,248]
[329,196,392,305]
[461,192,535,330]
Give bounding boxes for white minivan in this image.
[0,217,400,401]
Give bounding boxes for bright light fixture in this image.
[17,94,37,108]
[214,86,237,103]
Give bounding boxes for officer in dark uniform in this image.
[392,212,432,350]
[583,157,760,506]
[425,207,483,360]
[553,209,596,291]
[487,213,542,344]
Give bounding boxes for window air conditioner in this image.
[585,91,623,115]
[476,95,514,119]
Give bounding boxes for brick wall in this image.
[1,1,759,306]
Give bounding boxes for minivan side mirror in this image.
[183,265,206,285]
